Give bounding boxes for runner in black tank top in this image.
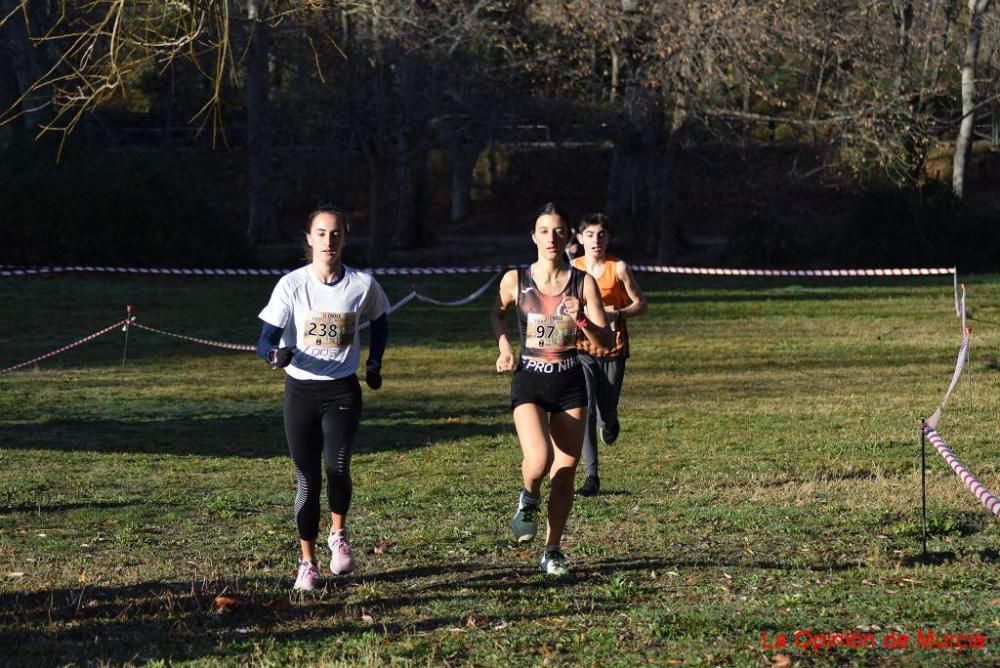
[489,203,612,576]
[515,265,586,374]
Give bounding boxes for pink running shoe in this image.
[293,560,320,591]
[327,529,355,575]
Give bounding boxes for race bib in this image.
[526,313,576,352]
[303,311,356,349]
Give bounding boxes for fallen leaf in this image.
[771,653,792,667]
[214,595,239,613]
[372,539,398,555]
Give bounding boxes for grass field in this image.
[1,272,999,666]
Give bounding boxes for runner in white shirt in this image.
[256,206,388,591]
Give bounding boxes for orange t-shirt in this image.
[572,255,630,358]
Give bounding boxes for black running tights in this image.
[283,375,362,541]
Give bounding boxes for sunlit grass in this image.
[1,274,999,665]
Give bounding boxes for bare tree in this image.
[953,0,993,198]
[0,0,51,131]
[245,0,278,243]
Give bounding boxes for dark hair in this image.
[303,205,350,261]
[532,202,570,232]
[577,212,612,235]
[307,205,350,233]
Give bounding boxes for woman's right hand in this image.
[496,349,515,373]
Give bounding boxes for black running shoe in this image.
[600,419,620,445]
[577,475,600,497]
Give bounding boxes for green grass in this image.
[2,273,999,666]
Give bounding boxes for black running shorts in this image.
[510,356,588,413]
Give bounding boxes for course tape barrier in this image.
[0,264,956,278]
[0,319,128,374]
[412,273,500,306]
[130,322,255,352]
[925,328,971,430]
[629,265,956,277]
[926,286,970,430]
[1,263,960,317]
[0,265,511,277]
[0,275,495,373]
[922,424,1000,519]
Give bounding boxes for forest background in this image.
[2,0,1000,271]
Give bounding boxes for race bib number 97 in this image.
[304,311,357,349]
[526,313,576,352]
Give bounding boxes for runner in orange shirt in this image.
[572,213,647,497]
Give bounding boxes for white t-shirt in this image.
[258,264,389,381]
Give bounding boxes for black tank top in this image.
[516,266,586,362]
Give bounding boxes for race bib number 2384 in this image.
[304,311,356,349]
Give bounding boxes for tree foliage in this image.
[2,0,998,256]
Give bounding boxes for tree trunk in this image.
[367,161,390,267]
[605,44,666,253]
[449,130,486,223]
[0,0,46,130]
[891,0,914,95]
[355,51,391,268]
[245,0,279,244]
[952,0,992,198]
[391,52,432,249]
[610,48,620,102]
[358,134,391,267]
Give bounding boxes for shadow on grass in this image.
[0,558,633,666]
[0,409,506,458]
[0,500,134,516]
[901,551,958,567]
[0,548,878,665]
[0,550,873,665]
[582,554,861,574]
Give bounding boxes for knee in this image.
[523,453,553,479]
[325,463,351,481]
[549,463,578,485]
[295,470,322,493]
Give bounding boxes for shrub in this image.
[0,134,253,267]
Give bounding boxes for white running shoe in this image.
[293,560,320,591]
[539,548,570,576]
[511,490,540,543]
[328,529,355,575]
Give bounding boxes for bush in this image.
[0,134,253,267]
[721,214,822,268]
[837,183,1000,272]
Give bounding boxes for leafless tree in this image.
[953,0,993,198]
